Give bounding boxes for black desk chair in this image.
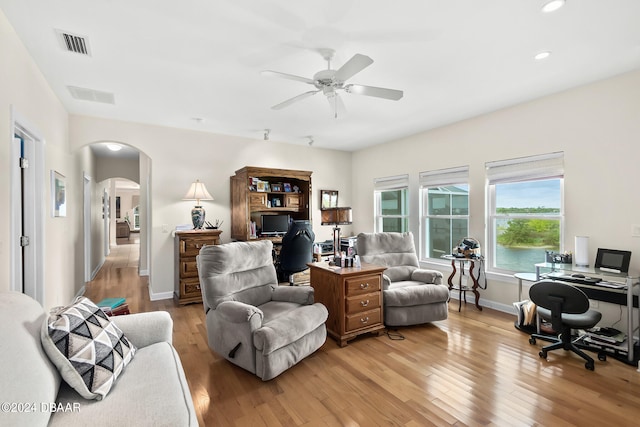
[528,280,602,370]
[278,220,315,285]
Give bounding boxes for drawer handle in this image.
[360,299,370,307]
[196,285,201,290]
[360,316,369,324]
[195,244,202,249]
[360,283,370,289]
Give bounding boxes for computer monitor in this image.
[595,248,631,273]
[260,214,290,235]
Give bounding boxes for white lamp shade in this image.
[183,180,214,203]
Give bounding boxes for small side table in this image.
[307,262,386,347]
[442,255,482,311]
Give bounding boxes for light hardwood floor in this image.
[85,241,640,426]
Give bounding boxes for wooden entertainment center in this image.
[230,166,312,241]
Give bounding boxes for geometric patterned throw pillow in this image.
[40,296,136,400]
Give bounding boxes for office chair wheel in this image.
[585,361,595,371]
[539,350,547,359]
[529,337,536,345]
[598,352,607,362]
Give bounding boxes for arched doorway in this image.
[79,141,151,281]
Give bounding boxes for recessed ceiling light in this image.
[542,0,566,13]
[107,143,123,152]
[534,51,551,61]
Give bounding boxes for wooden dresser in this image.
[307,262,386,347]
[174,229,222,305]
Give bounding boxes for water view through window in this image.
[493,179,562,273]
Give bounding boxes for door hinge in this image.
[19,157,29,169]
[20,236,30,247]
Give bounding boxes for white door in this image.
[11,118,45,304]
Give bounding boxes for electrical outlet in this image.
[589,300,599,308]
[632,224,640,237]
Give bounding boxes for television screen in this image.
[261,214,290,235]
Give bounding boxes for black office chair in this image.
[528,280,603,370]
[278,220,315,285]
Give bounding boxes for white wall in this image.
[69,115,353,299]
[352,69,640,323]
[0,10,80,310]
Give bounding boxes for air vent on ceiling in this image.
[67,86,115,104]
[55,29,91,56]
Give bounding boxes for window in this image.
[420,166,469,259]
[374,175,409,232]
[487,152,564,273]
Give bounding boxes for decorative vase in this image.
[191,205,205,229]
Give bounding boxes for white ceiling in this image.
[2,0,640,151]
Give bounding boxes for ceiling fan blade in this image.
[327,93,347,119]
[345,84,403,100]
[261,70,315,85]
[271,90,319,110]
[333,53,373,82]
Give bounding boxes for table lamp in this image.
[321,207,352,257]
[183,179,214,229]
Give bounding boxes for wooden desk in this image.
[442,255,483,311]
[307,262,386,347]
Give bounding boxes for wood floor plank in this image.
[83,241,640,426]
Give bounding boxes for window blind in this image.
[419,166,469,187]
[486,152,564,184]
[373,174,409,191]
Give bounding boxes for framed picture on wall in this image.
[51,170,66,217]
[321,190,338,209]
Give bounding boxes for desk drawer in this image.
[346,293,381,315]
[345,274,381,296]
[345,308,381,332]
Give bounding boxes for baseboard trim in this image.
[449,293,514,315]
[90,259,105,281]
[75,285,86,298]
[139,269,149,276]
[148,288,173,301]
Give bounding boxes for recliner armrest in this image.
[271,285,314,305]
[253,303,328,354]
[216,300,264,324]
[382,274,392,290]
[110,311,173,348]
[411,269,443,285]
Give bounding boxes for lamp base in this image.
[191,205,206,229]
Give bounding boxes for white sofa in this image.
[0,292,198,426]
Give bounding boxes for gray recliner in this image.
[356,232,449,327]
[196,239,328,381]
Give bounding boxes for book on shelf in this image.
[513,300,536,327]
[96,297,126,310]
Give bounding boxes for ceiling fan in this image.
[262,49,403,118]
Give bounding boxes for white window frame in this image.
[486,152,564,274]
[419,166,469,261]
[373,174,409,233]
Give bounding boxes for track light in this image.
[264,129,270,141]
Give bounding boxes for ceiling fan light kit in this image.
[264,49,403,118]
